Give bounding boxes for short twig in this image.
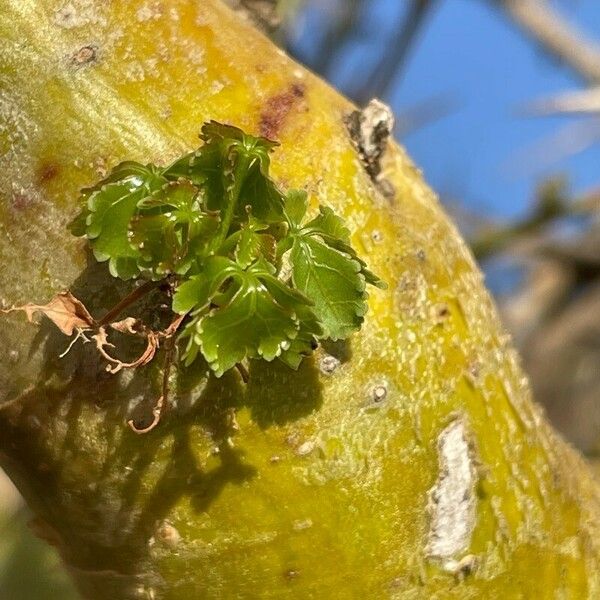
[127,395,165,434]
[127,334,176,434]
[163,313,186,338]
[160,336,176,402]
[494,0,600,85]
[235,362,250,384]
[98,279,163,326]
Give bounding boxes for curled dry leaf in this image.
[110,317,151,336]
[127,395,165,434]
[2,291,95,336]
[92,326,160,374]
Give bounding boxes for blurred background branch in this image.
[523,87,600,117]
[355,0,438,103]
[470,178,600,261]
[492,0,600,85]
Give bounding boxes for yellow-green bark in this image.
[1,1,599,598]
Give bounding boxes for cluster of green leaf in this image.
[70,121,385,376]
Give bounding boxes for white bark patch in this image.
[426,418,478,570]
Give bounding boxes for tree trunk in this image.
[1,1,600,598]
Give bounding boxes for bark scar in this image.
[344,98,395,197]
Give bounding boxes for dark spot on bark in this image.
[430,302,451,326]
[259,83,305,139]
[38,163,60,184]
[70,45,98,67]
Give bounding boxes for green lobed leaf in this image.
[198,284,297,376]
[234,218,276,269]
[161,151,198,183]
[172,256,239,315]
[86,182,147,279]
[283,189,309,226]
[130,180,219,277]
[290,234,366,340]
[84,161,165,193]
[282,189,385,339]
[304,205,351,242]
[187,139,235,213]
[238,161,285,223]
[177,258,314,376]
[304,206,386,289]
[200,121,279,165]
[72,161,168,279]
[188,121,284,222]
[278,304,323,369]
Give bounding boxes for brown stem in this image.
[127,395,165,434]
[160,336,176,402]
[126,336,176,434]
[163,313,186,337]
[98,279,163,326]
[235,362,249,384]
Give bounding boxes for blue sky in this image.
[288,0,600,221]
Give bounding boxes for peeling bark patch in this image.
[259,83,305,139]
[295,440,315,456]
[319,354,340,375]
[54,3,106,29]
[426,418,478,570]
[345,98,395,197]
[54,4,81,28]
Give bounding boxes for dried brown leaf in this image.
[127,395,165,434]
[110,317,147,336]
[92,326,159,374]
[2,291,95,336]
